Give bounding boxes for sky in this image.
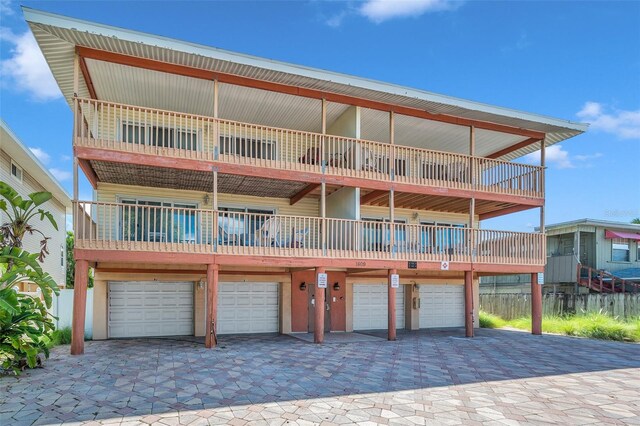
[0,0,639,232]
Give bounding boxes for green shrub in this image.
[479,311,506,328]
[481,311,640,343]
[0,182,59,374]
[47,327,72,348]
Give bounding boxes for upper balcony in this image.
[74,97,544,204]
[74,201,545,271]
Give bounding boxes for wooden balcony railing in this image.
[74,98,544,198]
[74,201,545,265]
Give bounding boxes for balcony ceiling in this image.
[90,160,343,199]
[26,7,587,161]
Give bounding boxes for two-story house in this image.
[25,8,587,354]
[0,119,71,291]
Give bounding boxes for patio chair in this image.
[299,147,320,165]
[258,217,283,247]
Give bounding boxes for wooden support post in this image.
[388,269,397,341]
[212,167,218,249]
[205,263,219,348]
[314,267,326,344]
[531,272,542,335]
[464,270,474,338]
[321,182,326,255]
[70,259,88,355]
[389,189,395,256]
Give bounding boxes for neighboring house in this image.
[25,7,587,354]
[0,119,71,290]
[481,219,640,294]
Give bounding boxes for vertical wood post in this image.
[70,259,88,355]
[212,167,218,249]
[314,267,326,343]
[531,272,542,335]
[388,269,397,341]
[205,263,219,348]
[321,182,326,255]
[389,189,395,256]
[464,270,474,337]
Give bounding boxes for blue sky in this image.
[1,0,639,231]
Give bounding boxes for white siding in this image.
[0,150,67,286]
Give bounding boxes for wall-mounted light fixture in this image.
[203,194,211,204]
[198,280,205,290]
[299,282,307,291]
[333,282,340,291]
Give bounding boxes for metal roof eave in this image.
[0,119,72,209]
[22,6,588,139]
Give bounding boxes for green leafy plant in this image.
[65,231,93,288]
[0,181,60,374]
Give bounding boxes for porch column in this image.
[205,264,219,348]
[314,267,326,343]
[388,269,397,341]
[531,273,542,335]
[70,259,89,355]
[464,270,474,337]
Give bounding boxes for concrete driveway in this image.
[1,329,639,425]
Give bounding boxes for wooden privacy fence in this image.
[480,293,640,320]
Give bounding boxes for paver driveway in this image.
[2,329,640,425]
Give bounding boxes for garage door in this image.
[108,281,193,338]
[419,285,464,328]
[353,284,405,330]
[217,282,279,334]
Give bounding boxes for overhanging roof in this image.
[24,7,588,160]
[540,219,640,233]
[0,119,72,209]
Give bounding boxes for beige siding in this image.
[96,182,319,217]
[361,205,473,226]
[1,150,67,286]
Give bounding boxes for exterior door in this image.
[308,287,331,332]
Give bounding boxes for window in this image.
[219,136,275,160]
[420,221,466,254]
[10,161,22,182]
[119,199,198,243]
[612,238,630,262]
[361,217,406,251]
[638,242,640,261]
[120,122,199,151]
[218,207,275,246]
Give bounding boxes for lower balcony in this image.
[74,201,545,267]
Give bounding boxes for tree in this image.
[0,181,59,373]
[65,231,93,289]
[632,218,640,225]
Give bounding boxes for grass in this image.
[479,311,640,343]
[45,327,72,348]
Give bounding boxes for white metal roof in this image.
[538,219,640,232]
[24,7,587,160]
[0,119,72,209]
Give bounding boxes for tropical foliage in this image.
[65,231,93,289]
[0,181,60,374]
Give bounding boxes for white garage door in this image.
[419,285,465,328]
[217,282,279,334]
[108,281,193,338]
[353,284,405,330]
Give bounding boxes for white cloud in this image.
[49,168,72,182]
[29,147,51,164]
[574,152,603,162]
[577,101,640,140]
[0,0,14,16]
[0,30,61,101]
[326,10,347,28]
[524,145,574,169]
[359,0,460,23]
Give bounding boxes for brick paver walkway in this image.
[1,329,639,425]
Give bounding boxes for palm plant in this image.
[0,181,60,373]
